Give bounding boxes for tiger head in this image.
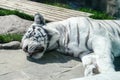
[22,13,48,59]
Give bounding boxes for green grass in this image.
[79,8,114,19]
[0,8,34,21]
[0,34,23,43]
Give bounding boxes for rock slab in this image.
[0,50,84,80]
[0,41,21,49]
[0,15,33,34]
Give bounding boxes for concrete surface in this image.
[0,49,84,80]
[71,72,120,80]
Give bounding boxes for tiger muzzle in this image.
[29,47,44,56]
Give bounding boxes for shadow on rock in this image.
[27,51,120,71]
[27,51,81,64]
[114,56,120,71]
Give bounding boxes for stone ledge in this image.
[0,50,84,80]
[0,41,21,49]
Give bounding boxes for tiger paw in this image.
[84,64,96,76]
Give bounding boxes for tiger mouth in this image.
[28,47,44,57]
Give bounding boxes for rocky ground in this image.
[0,15,33,34]
[0,50,84,80]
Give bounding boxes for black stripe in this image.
[40,30,44,38]
[68,22,71,33]
[40,29,48,43]
[98,23,105,30]
[85,30,91,51]
[42,28,51,48]
[67,22,71,46]
[97,23,101,31]
[65,22,71,54]
[67,33,70,46]
[99,21,111,32]
[113,21,120,30]
[61,24,68,47]
[63,25,67,46]
[113,21,120,37]
[57,40,60,48]
[113,21,120,27]
[32,26,36,29]
[40,26,48,37]
[103,21,116,35]
[99,21,107,27]
[117,30,120,37]
[77,24,80,46]
[86,18,93,29]
[78,51,87,61]
[29,28,34,37]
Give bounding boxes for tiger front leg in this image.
[81,53,99,76]
[92,36,115,74]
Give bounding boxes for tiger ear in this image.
[34,13,45,25]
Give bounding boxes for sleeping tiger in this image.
[22,13,120,76]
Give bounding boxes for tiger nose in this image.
[34,46,44,53]
[23,45,28,52]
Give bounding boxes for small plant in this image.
[0,8,34,21]
[79,8,114,19]
[0,34,23,43]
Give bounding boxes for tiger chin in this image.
[22,13,120,77]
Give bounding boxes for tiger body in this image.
[22,14,120,77]
[47,17,120,57]
[47,17,93,56]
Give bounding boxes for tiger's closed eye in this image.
[32,26,35,29]
[43,35,46,37]
[37,28,41,31]
[28,31,31,33]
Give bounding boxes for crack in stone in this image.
[0,72,12,76]
[0,62,7,64]
[60,69,71,74]
[20,71,32,80]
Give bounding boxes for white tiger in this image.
[22,13,120,76]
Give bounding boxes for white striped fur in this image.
[22,13,120,76]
